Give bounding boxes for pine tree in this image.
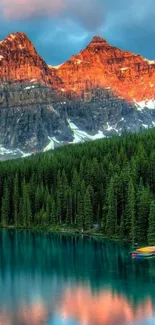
[1,181,10,227]
[76,192,84,231]
[149,152,155,192]
[56,170,66,224]
[119,165,131,238]
[61,169,68,222]
[72,169,80,224]
[84,187,93,231]
[21,180,32,228]
[13,174,19,227]
[26,195,32,228]
[46,194,52,226]
[148,201,155,245]
[56,190,61,224]
[66,187,73,224]
[105,177,116,237]
[125,178,135,243]
[137,186,150,243]
[19,198,24,227]
[51,197,56,225]
[98,183,104,228]
[34,185,44,225]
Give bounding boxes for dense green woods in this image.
[1,129,155,243]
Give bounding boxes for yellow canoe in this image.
[136,246,155,253]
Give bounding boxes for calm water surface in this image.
[0,230,155,325]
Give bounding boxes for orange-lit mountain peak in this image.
[87,35,110,48]
[0,32,64,89]
[0,32,37,57]
[0,32,155,103]
[57,35,155,102]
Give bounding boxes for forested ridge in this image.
[1,129,155,244]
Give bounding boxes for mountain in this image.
[0,32,155,159]
[0,32,63,89]
[57,36,155,103]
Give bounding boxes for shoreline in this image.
[0,225,134,246]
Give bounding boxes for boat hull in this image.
[136,246,155,253]
[130,252,155,258]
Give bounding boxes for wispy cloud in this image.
[1,0,104,30]
[1,0,65,20]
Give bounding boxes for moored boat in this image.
[130,252,154,258]
[136,246,155,253]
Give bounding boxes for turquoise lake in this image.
[0,230,155,325]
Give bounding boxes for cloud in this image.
[1,0,65,20]
[0,0,155,65]
[101,0,155,59]
[1,0,104,30]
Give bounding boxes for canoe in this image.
[136,246,155,253]
[131,252,154,258]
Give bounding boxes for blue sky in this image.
[0,0,154,65]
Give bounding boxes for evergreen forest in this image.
[1,129,155,244]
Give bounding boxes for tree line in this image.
[1,129,155,243]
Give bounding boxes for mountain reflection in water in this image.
[0,230,155,325]
[0,288,154,325]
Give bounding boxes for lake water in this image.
[0,230,155,325]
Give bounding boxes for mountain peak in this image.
[88,35,109,48]
[4,32,30,43]
[0,31,64,88]
[0,32,37,56]
[92,36,107,42]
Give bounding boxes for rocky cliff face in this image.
[57,36,155,102]
[0,33,155,159]
[0,82,155,160]
[0,32,63,90]
[1,33,155,103]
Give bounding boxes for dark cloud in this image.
[101,0,155,59]
[66,0,104,30]
[0,0,154,64]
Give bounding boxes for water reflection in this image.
[0,287,155,325]
[58,287,154,325]
[0,230,155,325]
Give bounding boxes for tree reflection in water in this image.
[0,230,155,325]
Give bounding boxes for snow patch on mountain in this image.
[44,137,61,152]
[44,120,107,151]
[134,99,155,110]
[120,67,129,71]
[18,150,31,158]
[19,44,25,50]
[142,124,149,129]
[0,146,16,156]
[149,82,154,88]
[43,119,122,152]
[68,119,105,143]
[144,58,155,65]
[0,146,31,159]
[48,63,64,69]
[24,86,36,90]
[74,59,82,65]
[105,122,119,133]
[30,79,37,83]
[8,34,16,41]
